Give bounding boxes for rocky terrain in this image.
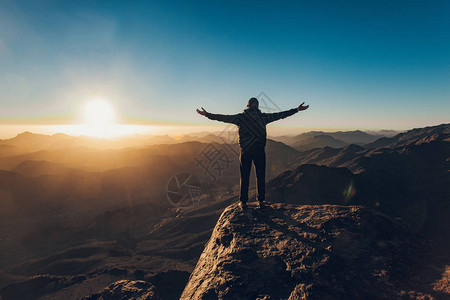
[0,124,448,299]
[181,203,442,299]
[84,280,160,300]
[284,123,450,241]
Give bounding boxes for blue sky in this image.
[0,0,449,137]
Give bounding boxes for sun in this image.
[73,98,151,138]
[83,99,116,126]
[79,99,119,138]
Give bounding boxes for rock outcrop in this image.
[84,280,160,300]
[181,202,426,299]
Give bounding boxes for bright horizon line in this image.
[0,122,426,140]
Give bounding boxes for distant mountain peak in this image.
[366,123,450,149]
[17,131,35,136]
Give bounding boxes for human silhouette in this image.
[197,97,309,210]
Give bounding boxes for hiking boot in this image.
[238,201,248,211]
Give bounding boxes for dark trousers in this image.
[239,145,266,204]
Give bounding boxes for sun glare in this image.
[83,100,116,126]
[80,99,119,138]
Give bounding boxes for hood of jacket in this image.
[243,107,262,114]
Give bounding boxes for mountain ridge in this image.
[0,123,448,299]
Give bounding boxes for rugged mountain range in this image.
[0,128,397,154]
[272,129,395,151]
[0,123,448,299]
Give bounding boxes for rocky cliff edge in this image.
[181,202,431,299]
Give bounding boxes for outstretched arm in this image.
[263,102,309,124]
[297,102,309,111]
[196,107,239,124]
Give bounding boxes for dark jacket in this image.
[205,107,298,152]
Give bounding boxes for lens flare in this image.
[343,180,355,202]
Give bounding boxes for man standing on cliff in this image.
[196,97,309,210]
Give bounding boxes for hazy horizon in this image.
[0,122,416,140]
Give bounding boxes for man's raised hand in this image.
[297,102,309,111]
[196,107,207,116]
